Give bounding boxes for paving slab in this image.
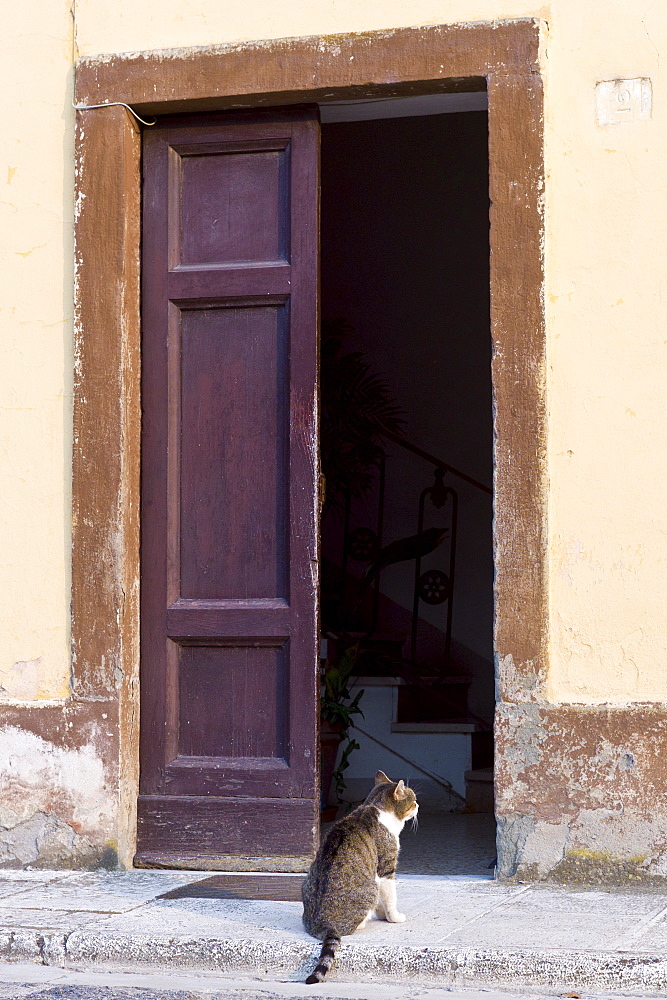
[440,909,636,950]
[0,872,209,913]
[0,872,72,902]
[627,918,667,952]
[0,871,666,992]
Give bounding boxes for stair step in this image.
[396,681,471,723]
[412,675,471,686]
[464,766,494,813]
[353,631,405,643]
[351,676,474,693]
[354,674,403,687]
[392,721,480,733]
[464,766,494,782]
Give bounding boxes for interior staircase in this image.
[320,436,494,812]
[321,573,493,811]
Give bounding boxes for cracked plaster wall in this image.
[495,704,667,881]
[0,718,118,868]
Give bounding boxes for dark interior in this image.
[319,109,494,822]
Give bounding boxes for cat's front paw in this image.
[388,911,407,923]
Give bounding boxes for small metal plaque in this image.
[159,873,305,902]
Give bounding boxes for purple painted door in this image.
[137,110,320,868]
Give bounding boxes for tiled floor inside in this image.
[324,811,497,877]
[398,812,496,876]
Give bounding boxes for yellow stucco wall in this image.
[3,0,666,704]
[0,2,73,701]
[542,6,667,703]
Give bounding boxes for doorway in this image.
[72,19,547,872]
[318,103,496,875]
[134,103,494,871]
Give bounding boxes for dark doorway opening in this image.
[319,105,496,875]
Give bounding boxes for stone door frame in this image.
[72,19,546,868]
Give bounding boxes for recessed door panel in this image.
[179,304,288,600]
[178,643,288,760]
[177,142,289,267]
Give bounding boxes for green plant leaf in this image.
[321,318,405,512]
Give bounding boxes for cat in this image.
[302,770,418,984]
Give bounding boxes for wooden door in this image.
[136,110,320,869]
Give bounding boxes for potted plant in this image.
[319,639,364,818]
[319,319,404,815]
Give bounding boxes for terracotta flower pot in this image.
[319,719,345,811]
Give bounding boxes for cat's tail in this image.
[306,931,341,984]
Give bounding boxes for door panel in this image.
[137,110,320,868]
[178,645,287,758]
[137,797,317,870]
[179,303,289,599]
[177,141,290,267]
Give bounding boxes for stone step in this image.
[465,765,494,813]
[2,870,667,992]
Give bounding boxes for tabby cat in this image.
[302,770,418,984]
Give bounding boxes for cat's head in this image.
[366,770,419,821]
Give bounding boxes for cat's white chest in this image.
[377,809,405,842]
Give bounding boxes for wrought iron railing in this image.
[333,434,491,677]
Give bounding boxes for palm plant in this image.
[319,319,407,804]
[320,319,405,515]
[319,320,405,804]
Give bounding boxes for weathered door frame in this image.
[72,20,546,869]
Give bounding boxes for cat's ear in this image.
[393,780,406,799]
[375,770,391,785]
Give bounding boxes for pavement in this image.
[1,869,667,994]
